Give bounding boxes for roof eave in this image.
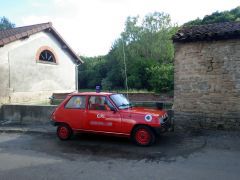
[48,26,83,64]
[173,34,240,43]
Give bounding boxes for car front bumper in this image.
[153,117,174,134]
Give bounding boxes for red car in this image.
[51,92,173,146]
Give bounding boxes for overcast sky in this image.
[1,0,239,56]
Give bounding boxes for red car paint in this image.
[51,92,173,146]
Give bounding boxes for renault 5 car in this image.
[51,92,173,146]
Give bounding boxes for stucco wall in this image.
[0,40,11,104]
[174,39,240,130]
[0,31,77,104]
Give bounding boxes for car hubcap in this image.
[135,128,150,145]
[59,127,69,139]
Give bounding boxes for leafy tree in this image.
[78,12,177,92]
[0,16,15,30]
[147,63,174,92]
[78,56,105,89]
[116,12,177,92]
[185,6,240,26]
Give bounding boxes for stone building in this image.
[173,21,240,130]
[0,22,82,104]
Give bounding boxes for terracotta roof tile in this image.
[2,38,9,44]
[173,21,240,42]
[9,36,15,41]
[0,22,51,45]
[0,22,83,64]
[15,33,21,39]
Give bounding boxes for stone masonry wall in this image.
[0,104,57,125]
[174,39,240,130]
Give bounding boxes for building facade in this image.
[173,22,240,130]
[0,23,82,104]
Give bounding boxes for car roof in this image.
[69,92,116,96]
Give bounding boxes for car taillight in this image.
[51,109,56,120]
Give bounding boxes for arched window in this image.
[36,46,58,64]
[39,50,55,62]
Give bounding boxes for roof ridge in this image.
[182,21,240,29]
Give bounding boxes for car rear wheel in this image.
[132,125,156,146]
[57,124,72,141]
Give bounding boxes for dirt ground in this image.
[0,129,240,180]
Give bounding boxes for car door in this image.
[85,95,122,133]
[63,95,87,129]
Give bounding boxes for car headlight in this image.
[159,113,168,124]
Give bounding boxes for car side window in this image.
[65,96,86,109]
[105,98,115,110]
[88,96,112,111]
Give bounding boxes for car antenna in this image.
[121,38,129,99]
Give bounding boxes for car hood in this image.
[120,107,166,116]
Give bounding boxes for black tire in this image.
[131,125,156,146]
[57,124,72,141]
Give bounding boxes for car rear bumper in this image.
[50,120,57,126]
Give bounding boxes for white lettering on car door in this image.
[97,114,105,118]
[90,121,112,126]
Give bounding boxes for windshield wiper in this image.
[119,103,133,109]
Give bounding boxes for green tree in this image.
[185,6,240,26]
[0,16,15,30]
[117,12,177,91]
[147,63,174,92]
[78,56,106,89]
[78,12,177,93]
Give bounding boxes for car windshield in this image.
[110,94,132,109]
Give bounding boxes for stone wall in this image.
[50,92,173,105]
[174,39,240,130]
[122,93,173,102]
[0,104,57,125]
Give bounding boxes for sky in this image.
[0,0,239,56]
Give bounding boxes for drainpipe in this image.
[75,64,80,92]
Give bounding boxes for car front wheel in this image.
[132,125,156,146]
[57,124,72,141]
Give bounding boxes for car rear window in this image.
[65,96,86,109]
